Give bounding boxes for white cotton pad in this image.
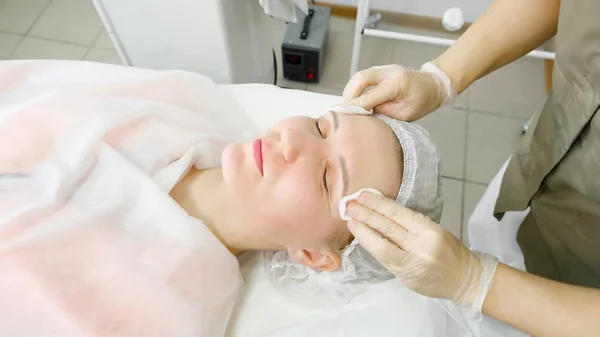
[338,188,383,221]
[329,105,373,116]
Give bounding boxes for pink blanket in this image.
[0,60,258,336]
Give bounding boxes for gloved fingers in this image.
[345,201,409,248]
[343,69,394,110]
[355,191,429,233]
[373,100,414,121]
[345,85,398,113]
[342,68,381,102]
[347,218,406,267]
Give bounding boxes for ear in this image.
[289,248,342,271]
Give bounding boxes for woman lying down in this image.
[0,60,442,337]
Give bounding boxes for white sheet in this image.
[468,159,527,271]
[0,60,258,337]
[227,251,465,337]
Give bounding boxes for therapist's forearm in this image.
[483,263,600,337]
[433,0,560,94]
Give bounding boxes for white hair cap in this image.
[264,114,443,307]
[376,114,443,221]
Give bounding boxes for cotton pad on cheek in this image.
[338,188,383,221]
[329,105,373,116]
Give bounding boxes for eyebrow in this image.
[331,111,340,131]
[339,156,349,198]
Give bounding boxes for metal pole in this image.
[91,0,133,66]
[363,28,556,60]
[350,0,371,77]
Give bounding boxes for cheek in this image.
[257,176,331,245]
[266,177,316,222]
[276,168,324,211]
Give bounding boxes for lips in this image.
[253,138,263,175]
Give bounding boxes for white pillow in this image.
[219,84,341,131]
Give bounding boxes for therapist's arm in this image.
[483,263,600,337]
[434,0,560,94]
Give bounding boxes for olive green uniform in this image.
[495,0,600,287]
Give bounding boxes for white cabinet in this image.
[93,0,283,84]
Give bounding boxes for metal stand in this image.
[364,13,382,29]
[349,0,556,79]
[92,0,131,66]
[522,120,532,135]
[350,0,370,77]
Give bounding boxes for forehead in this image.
[323,112,402,201]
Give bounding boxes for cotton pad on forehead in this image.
[339,188,383,221]
[329,105,373,116]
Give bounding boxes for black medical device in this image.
[281,5,330,83]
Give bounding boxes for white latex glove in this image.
[344,191,498,319]
[342,63,457,122]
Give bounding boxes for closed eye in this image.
[315,119,324,137]
[323,167,329,193]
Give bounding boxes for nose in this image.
[280,128,321,163]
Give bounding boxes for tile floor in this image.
[0,0,120,64]
[0,1,549,242]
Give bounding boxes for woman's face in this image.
[221,112,402,267]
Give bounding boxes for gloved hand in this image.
[345,191,498,319]
[342,63,457,121]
